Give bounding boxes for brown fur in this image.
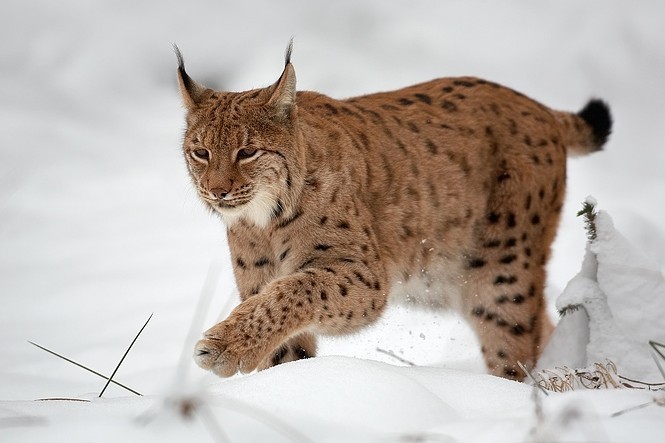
[175,44,610,380]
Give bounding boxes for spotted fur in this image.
[175,43,611,380]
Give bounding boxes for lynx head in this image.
[175,41,304,228]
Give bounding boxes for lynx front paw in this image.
[193,323,264,377]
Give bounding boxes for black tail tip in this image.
[578,99,612,147]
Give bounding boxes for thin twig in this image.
[99,313,153,398]
[196,402,232,443]
[136,260,223,433]
[611,401,655,418]
[174,260,222,387]
[28,341,141,396]
[35,398,91,402]
[618,374,665,388]
[139,261,312,443]
[650,350,665,382]
[649,340,665,360]
[208,395,314,443]
[649,340,665,382]
[376,347,415,366]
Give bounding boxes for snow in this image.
[2,0,665,441]
[540,208,665,382]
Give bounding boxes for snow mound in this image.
[539,205,665,382]
[3,356,663,443]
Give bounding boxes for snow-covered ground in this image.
[2,0,664,441]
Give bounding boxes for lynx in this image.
[175,42,611,380]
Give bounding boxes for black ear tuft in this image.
[173,44,192,89]
[173,43,185,71]
[173,44,208,109]
[578,99,612,147]
[284,37,294,67]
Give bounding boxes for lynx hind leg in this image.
[463,216,554,380]
[257,332,317,371]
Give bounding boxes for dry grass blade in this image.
[518,361,549,396]
[650,340,665,360]
[617,374,665,390]
[611,400,657,418]
[208,395,314,443]
[35,398,90,402]
[195,402,232,443]
[99,313,153,398]
[174,260,222,387]
[27,341,142,396]
[532,361,625,392]
[649,340,665,381]
[376,347,416,366]
[140,261,311,442]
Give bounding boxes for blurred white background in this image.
[1,0,664,400]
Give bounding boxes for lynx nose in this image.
[210,188,229,200]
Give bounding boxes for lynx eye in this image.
[237,148,257,160]
[191,149,210,161]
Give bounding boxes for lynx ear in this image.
[266,40,297,120]
[174,45,207,110]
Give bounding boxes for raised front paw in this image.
[193,321,264,377]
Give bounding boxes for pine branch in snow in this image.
[577,196,598,242]
[538,197,665,384]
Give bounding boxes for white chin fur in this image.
[217,191,277,228]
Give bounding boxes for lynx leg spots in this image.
[258,333,317,371]
[494,275,517,285]
[468,258,486,268]
[484,239,501,248]
[295,346,311,359]
[496,295,509,304]
[506,212,517,228]
[271,345,288,366]
[487,212,501,224]
[499,254,517,264]
[504,368,519,378]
